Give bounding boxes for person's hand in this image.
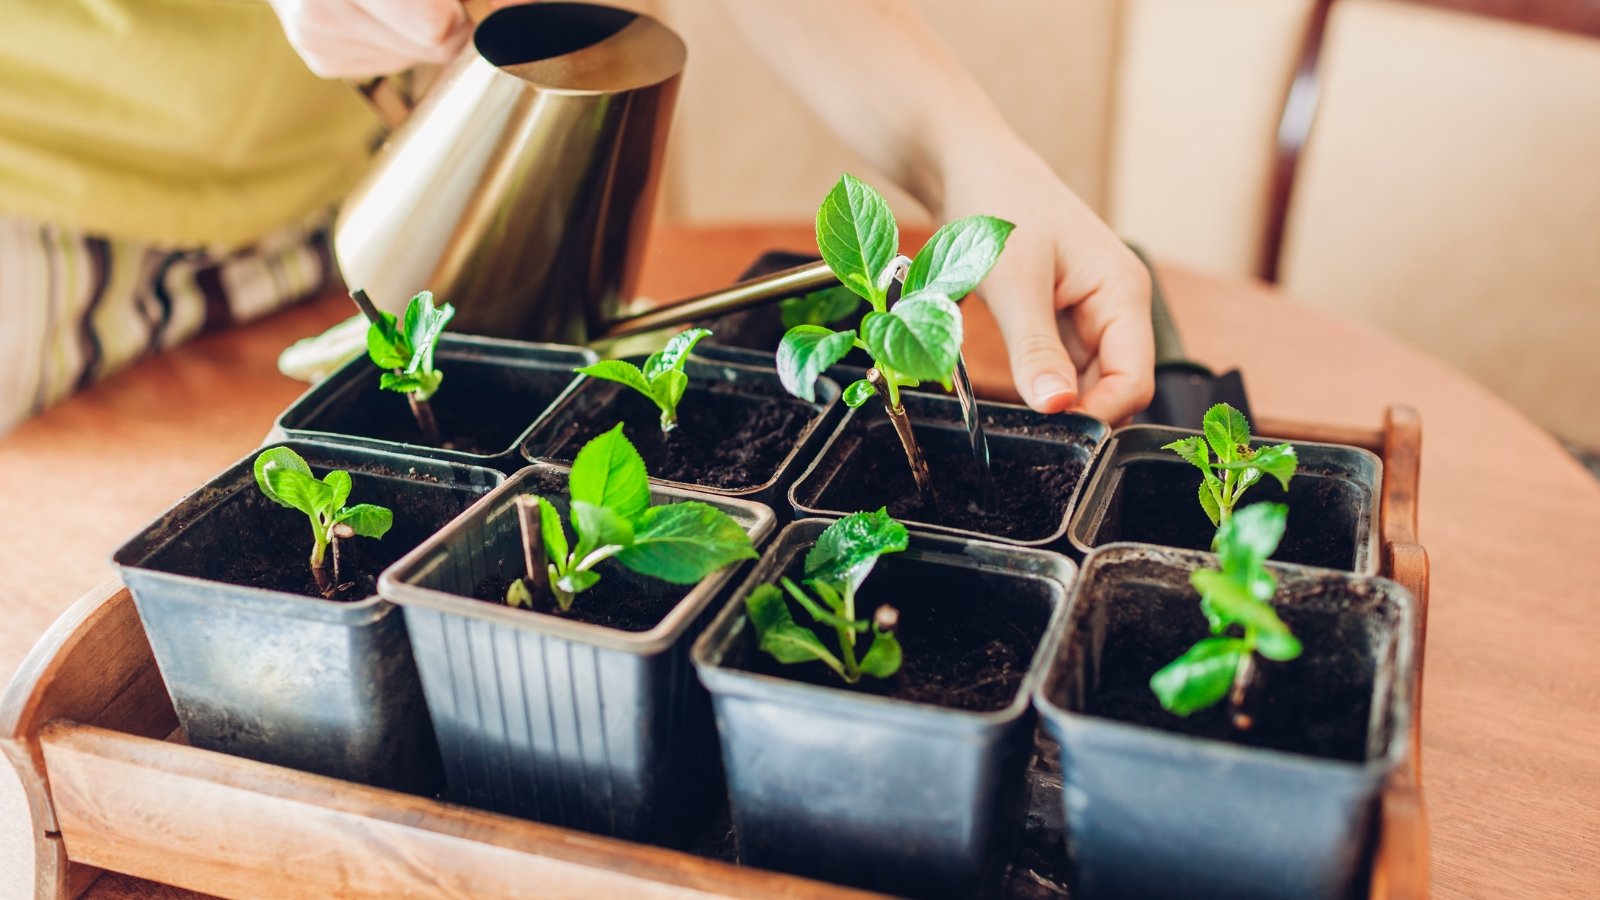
[267,0,475,79]
[939,136,1155,423]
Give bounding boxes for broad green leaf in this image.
[643,327,711,382]
[1224,442,1298,491]
[1150,637,1246,716]
[842,378,877,408]
[815,174,898,303]
[254,447,313,509]
[1198,480,1222,528]
[618,501,756,584]
[575,359,653,399]
[1190,569,1291,640]
[365,311,409,370]
[1202,403,1251,464]
[651,369,689,425]
[781,577,864,633]
[380,369,443,401]
[903,215,1014,300]
[335,503,392,539]
[322,470,352,511]
[1163,436,1212,474]
[860,292,963,384]
[263,464,333,518]
[776,325,854,402]
[529,495,569,567]
[1256,629,1303,662]
[745,584,846,673]
[567,424,650,523]
[804,508,909,592]
[807,579,848,616]
[505,578,534,609]
[400,292,453,372]
[1215,502,1288,574]
[857,628,903,678]
[571,499,635,559]
[780,286,861,330]
[556,569,601,596]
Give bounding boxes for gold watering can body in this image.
[334,2,687,344]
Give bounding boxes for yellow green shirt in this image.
[0,0,380,250]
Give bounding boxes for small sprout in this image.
[1164,403,1298,527]
[253,447,392,598]
[505,578,534,610]
[512,423,756,611]
[575,328,711,432]
[746,509,910,684]
[355,290,455,445]
[1149,503,1302,720]
[775,173,1012,484]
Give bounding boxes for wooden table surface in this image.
[2,225,1597,899]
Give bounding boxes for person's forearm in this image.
[720,0,1012,216]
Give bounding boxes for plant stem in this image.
[310,525,332,597]
[514,495,548,601]
[867,367,932,498]
[1229,651,1257,731]
[408,394,442,446]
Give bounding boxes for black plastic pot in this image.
[378,464,775,841]
[790,392,1108,551]
[273,334,595,472]
[112,441,504,794]
[692,520,1075,897]
[1069,424,1383,574]
[522,356,841,508]
[1035,544,1416,900]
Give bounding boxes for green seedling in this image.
[746,508,909,684]
[1164,403,1298,527]
[774,174,1012,490]
[575,328,712,432]
[505,422,756,611]
[253,446,393,598]
[351,289,455,445]
[1149,502,1302,726]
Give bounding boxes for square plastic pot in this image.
[1068,424,1383,574]
[522,356,841,508]
[273,334,595,472]
[1035,544,1416,900]
[378,464,776,841]
[789,392,1108,551]
[692,520,1075,896]
[112,441,504,794]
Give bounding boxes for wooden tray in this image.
[1,407,1429,900]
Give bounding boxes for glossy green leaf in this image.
[575,359,652,399]
[652,369,689,426]
[571,499,634,559]
[1190,569,1291,641]
[335,503,392,539]
[804,508,909,592]
[776,325,854,402]
[1214,502,1288,575]
[1223,442,1298,491]
[322,470,352,511]
[781,577,864,632]
[618,501,756,584]
[567,424,650,523]
[1256,629,1303,662]
[903,215,1014,300]
[253,447,314,510]
[556,569,601,596]
[842,378,877,408]
[1163,436,1211,473]
[529,495,569,567]
[365,310,409,370]
[815,174,898,303]
[1150,636,1246,716]
[643,327,711,382]
[1198,480,1222,528]
[745,584,846,673]
[780,286,861,330]
[505,578,534,609]
[1202,403,1251,464]
[262,461,333,519]
[857,628,903,678]
[860,292,963,384]
[401,292,453,369]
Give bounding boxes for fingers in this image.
[1067,260,1155,424]
[270,0,472,79]
[981,245,1083,414]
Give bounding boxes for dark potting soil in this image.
[149,466,482,602]
[814,421,1085,542]
[543,383,817,491]
[299,357,575,455]
[732,555,1055,713]
[1071,574,1377,762]
[471,561,693,633]
[1098,458,1365,571]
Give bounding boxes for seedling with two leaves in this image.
[1149,502,1303,728]
[504,423,757,612]
[775,174,1013,493]
[574,328,711,433]
[1164,403,1298,527]
[350,289,455,446]
[746,509,909,685]
[252,447,393,598]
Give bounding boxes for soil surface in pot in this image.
[154,467,480,602]
[1070,576,1376,762]
[813,421,1084,542]
[473,561,693,633]
[304,358,575,455]
[730,555,1054,713]
[1097,459,1364,570]
[543,384,816,491]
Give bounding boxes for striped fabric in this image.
[0,212,336,435]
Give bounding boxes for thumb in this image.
[982,263,1080,414]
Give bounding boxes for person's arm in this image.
[722,0,1154,421]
